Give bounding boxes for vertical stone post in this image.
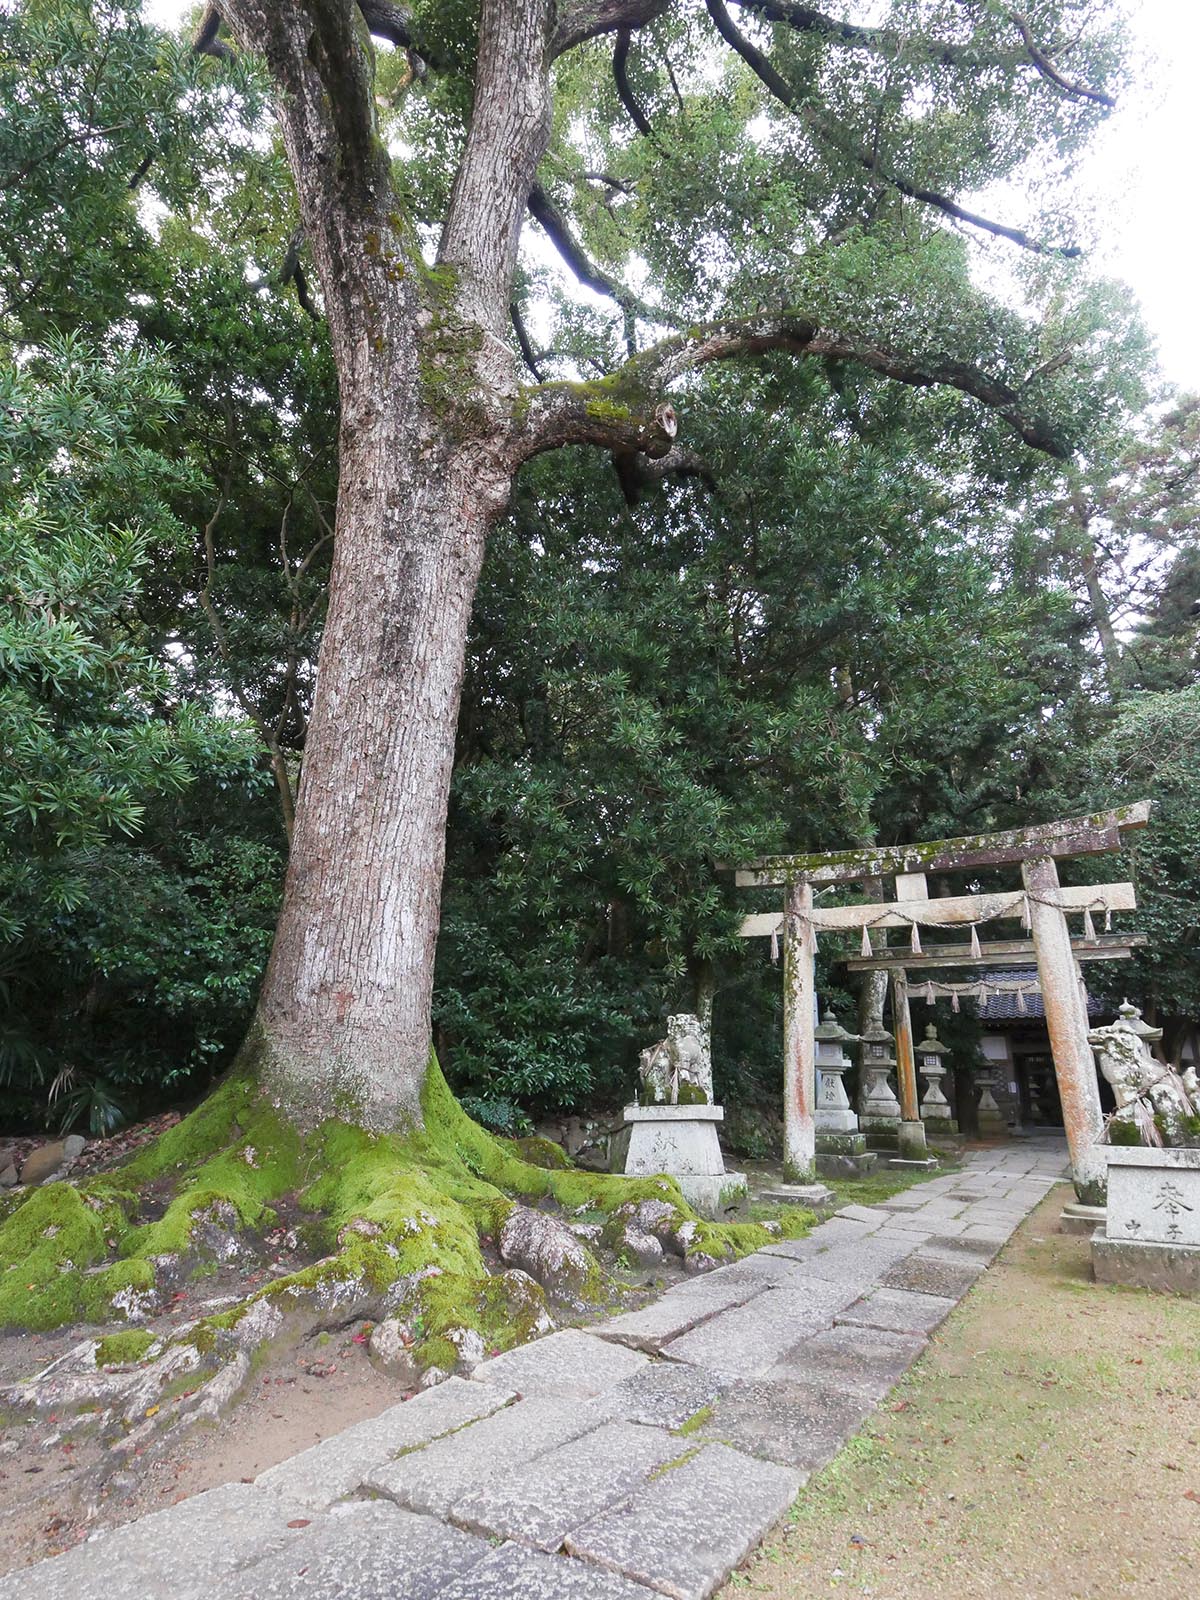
[1022,854,1107,1203]
[891,969,930,1160]
[782,877,816,1182]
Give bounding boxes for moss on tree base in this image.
[0,1054,785,1393]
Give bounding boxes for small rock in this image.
[0,1164,17,1188]
[620,1228,664,1268]
[684,1251,721,1275]
[0,1440,18,1457]
[499,1205,601,1302]
[20,1141,71,1186]
[447,1326,488,1372]
[569,1222,603,1245]
[368,1318,422,1386]
[62,1134,86,1162]
[420,1365,450,1389]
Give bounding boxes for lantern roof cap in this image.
[919,1022,950,1057]
[1117,998,1163,1043]
[815,1008,862,1045]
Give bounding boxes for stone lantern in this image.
[974,1061,1009,1139]
[814,1010,876,1177]
[916,1021,957,1137]
[859,1018,902,1151]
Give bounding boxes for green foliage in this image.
[0,336,272,1127]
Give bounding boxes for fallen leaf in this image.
[287,1519,311,1529]
[144,1406,159,1417]
[1184,1490,1200,1505]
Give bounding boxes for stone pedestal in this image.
[1060,1201,1106,1235]
[974,1070,1009,1139]
[859,1021,902,1151]
[1091,1146,1200,1295]
[813,1010,876,1177]
[618,1104,748,1217]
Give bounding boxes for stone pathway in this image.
[0,1141,1068,1600]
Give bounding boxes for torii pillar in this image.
[782,878,817,1182]
[1022,855,1107,1203]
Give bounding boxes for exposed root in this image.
[0,1054,811,1493]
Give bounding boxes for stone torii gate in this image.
[736,803,1151,1202]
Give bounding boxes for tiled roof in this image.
[974,967,1105,1022]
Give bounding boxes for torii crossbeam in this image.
[736,804,1151,1203]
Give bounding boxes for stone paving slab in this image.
[800,1216,883,1247]
[593,1358,733,1429]
[450,1419,680,1551]
[758,1234,831,1262]
[590,1280,766,1352]
[798,1236,915,1285]
[565,1442,802,1600]
[256,1375,515,1509]
[697,1377,875,1470]
[836,1286,959,1337]
[436,1544,660,1599]
[881,1251,985,1299]
[698,1252,822,1288]
[925,1232,1002,1261]
[764,1323,928,1400]
[217,1503,490,1599]
[824,1203,887,1229]
[0,1483,308,1600]
[469,1328,647,1397]
[662,1280,860,1376]
[363,1396,597,1517]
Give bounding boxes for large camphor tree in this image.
[194,0,1124,1127]
[0,0,1140,1382]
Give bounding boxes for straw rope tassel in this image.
[1020,895,1031,932]
[1083,907,1096,941]
[951,989,960,1013]
[769,926,779,963]
[969,923,981,960]
[924,980,934,1005]
[1104,904,1112,932]
[910,920,922,955]
[861,923,872,959]
[1016,986,1027,1015]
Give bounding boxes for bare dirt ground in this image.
[737,1185,1200,1600]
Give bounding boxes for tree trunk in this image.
[219,0,552,1129]
[254,437,505,1128]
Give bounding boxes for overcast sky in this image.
[144,0,1199,393]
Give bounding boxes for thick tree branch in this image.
[527,181,652,318]
[1007,10,1115,109]
[192,3,234,59]
[613,29,655,137]
[614,444,717,505]
[706,0,1081,257]
[513,312,1070,465]
[510,299,545,380]
[728,0,1114,106]
[550,0,670,59]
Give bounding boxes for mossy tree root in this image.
[0,1054,784,1382]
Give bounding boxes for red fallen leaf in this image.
[1184,1491,1200,1504]
[351,1333,369,1345]
[287,1519,311,1528]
